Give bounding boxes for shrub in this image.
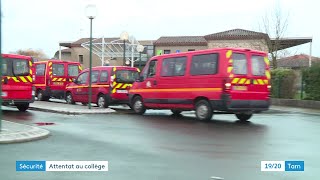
[302,63,320,100]
[271,69,298,99]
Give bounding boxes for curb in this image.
[0,121,50,144]
[29,106,116,115]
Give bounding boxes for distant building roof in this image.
[139,40,155,46]
[277,54,320,68]
[204,29,269,40]
[154,36,207,46]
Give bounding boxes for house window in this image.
[79,55,84,64]
[164,50,171,54]
[188,49,195,51]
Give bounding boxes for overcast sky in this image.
[2,0,318,58]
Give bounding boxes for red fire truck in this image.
[129,48,271,121]
[1,54,35,111]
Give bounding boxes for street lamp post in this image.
[86,4,97,109]
[120,31,129,66]
[136,45,144,70]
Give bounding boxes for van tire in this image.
[17,103,29,112]
[171,109,182,115]
[66,92,75,104]
[97,94,109,108]
[195,100,213,121]
[132,96,146,115]
[235,113,253,121]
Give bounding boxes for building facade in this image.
[54,29,269,69]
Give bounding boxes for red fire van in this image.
[1,54,35,111]
[33,60,82,100]
[129,48,271,121]
[65,66,140,107]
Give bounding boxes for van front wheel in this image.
[235,113,253,121]
[66,92,75,104]
[195,100,213,121]
[132,96,146,115]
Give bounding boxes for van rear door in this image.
[229,52,251,101]
[51,62,66,90]
[67,63,81,83]
[248,53,270,100]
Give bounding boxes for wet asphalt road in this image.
[0,106,319,180]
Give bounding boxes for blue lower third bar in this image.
[285,161,304,171]
[16,161,46,171]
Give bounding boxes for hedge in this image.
[271,69,298,99]
[302,63,320,100]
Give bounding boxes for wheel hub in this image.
[197,105,208,119]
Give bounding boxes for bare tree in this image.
[260,5,289,69]
[12,49,48,61]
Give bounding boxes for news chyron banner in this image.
[261,161,304,172]
[16,161,108,172]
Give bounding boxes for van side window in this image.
[251,55,266,76]
[232,53,247,75]
[161,57,187,77]
[190,53,218,75]
[52,64,65,76]
[99,71,108,82]
[76,72,88,84]
[36,64,46,76]
[143,60,157,79]
[91,71,99,83]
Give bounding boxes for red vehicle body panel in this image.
[66,66,140,105]
[1,54,35,110]
[33,60,82,100]
[129,48,271,112]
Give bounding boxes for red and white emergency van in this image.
[65,66,140,107]
[33,60,82,100]
[1,54,35,111]
[129,48,271,121]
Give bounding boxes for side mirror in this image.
[139,76,144,82]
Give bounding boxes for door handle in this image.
[153,80,157,85]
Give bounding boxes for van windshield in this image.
[115,70,139,83]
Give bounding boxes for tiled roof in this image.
[139,40,155,46]
[277,54,320,68]
[204,29,269,40]
[154,36,208,46]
